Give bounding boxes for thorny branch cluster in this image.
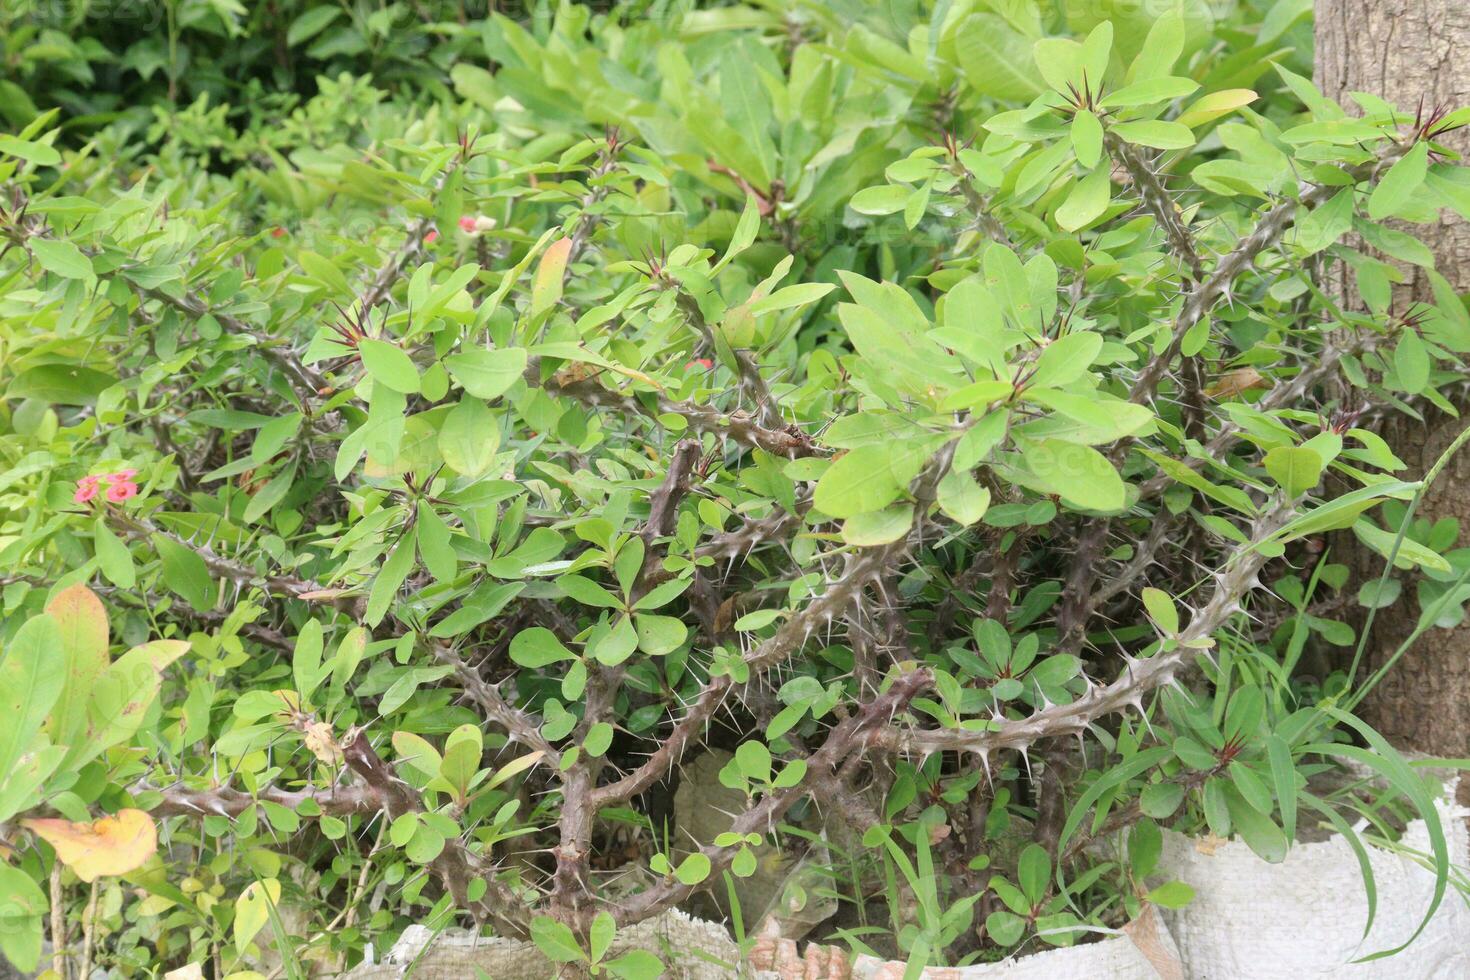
[80,116,1432,954]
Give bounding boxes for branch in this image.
[879,499,1294,758]
[140,286,326,402]
[568,129,625,262]
[340,729,529,937]
[1106,132,1203,281]
[107,510,365,615]
[539,368,822,459]
[592,445,956,808]
[429,643,563,769]
[1057,151,1396,653]
[611,668,933,926]
[138,780,382,818]
[1127,150,1399,406]
[642,439,702,545]
[676,291,786,435]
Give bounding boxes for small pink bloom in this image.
[271,227,287,239]
[105,481,139,503]
[73,483,98,504]
[458,215,478,232]
[424,229,440,244]
[687,358,714,371]
[110,468,138,481]
[78,474,100,489]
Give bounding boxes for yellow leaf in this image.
[1176,89,1257,129]
[532,236,572,317]
[302,721,343,766]
[234,878,282,954]
[23,808,157,882]
[45,584,111,750]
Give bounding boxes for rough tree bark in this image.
[1314,1,1470,757]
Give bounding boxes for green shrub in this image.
[1,1,1468,975]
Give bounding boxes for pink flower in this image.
[458,215,497,236]
[73,482,98,504]
[271,227,287,239]
[105,481,139,503]
[687,358,714,371]
[110,468,137,481]
[78,474,100,488]
[424,229,440,244]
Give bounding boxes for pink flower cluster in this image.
[74,469,139,505]
[423,215,495,246]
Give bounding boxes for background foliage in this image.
[2,0,1469,976]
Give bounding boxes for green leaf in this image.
[153,533,214,611]
[1071,110,1103,169]
[366,531,416,626]
[392,732,442,781]
[438,724,482,799]
[955,15,1043,101]
[1101,76,1198,107]
[584,722,613,757]
[1112,120,1195,149]
[840,504,914,545]
[510,627,576,667]
[0,134,61,165]
[1352,519,1451,573]
[1017,844,1050,904]
[530,916,586,964]
[1146,881,1196,909]
[445,348,528,400]
[749,282,836,315]
[1140,782,1185,818]
[1028,331,1102,389]
[1369,142,1430,220]
[1393,328,1430,393]
[1141,587,1179,634]
[814,445,904,518]
[359,339,421,394]
[0,614,65,781]
[1055,166,1111,231]
[286,5,340,45]
[589,910,615,964]
[1295,188,1355,255]
[1263,446,1324,499]
[93,519,136,588]
[1175,89,1257,128]
[735,740,772,783]
[985,909,1025,946]
[937,470,991,526]
[1265,734,1297,843]
[0,864,46,972]
[675,852,712,885]
[1019,439,1125,511]
[633,614,687,656]
[1224,789,1288,863]
[439,398,500,479]
[30,238,94,281]
[605,949,664,980]
[293,620,324,700]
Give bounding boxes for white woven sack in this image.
[1156,791,1470,979]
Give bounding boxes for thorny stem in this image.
[1056,147,1402,658]
[879,499,1295,758]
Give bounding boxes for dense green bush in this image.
[2,0,1469,976]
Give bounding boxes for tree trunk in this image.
[1314,1,1470,758]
